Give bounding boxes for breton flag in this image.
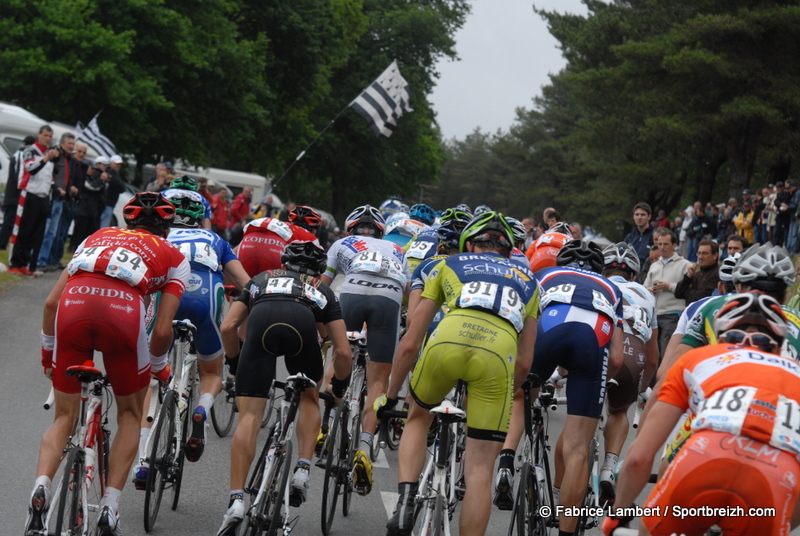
[75,113,116,156]
[350,60,413,139]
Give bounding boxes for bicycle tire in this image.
[144,389,177,532]
[575,437,599,536]
[262,389,277,429]
[247,423,277,500]
[54,447,85,536]
[387,417,403,450]
[432,493,445,536]
[266,440,293,536]
[343,394,362,517]
[171,396,191,511]
[321,404,344,535]
[212,369,236,437]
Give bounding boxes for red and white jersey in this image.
[238,217,319,277]
[660,343,800,460]
[67,227,190,297]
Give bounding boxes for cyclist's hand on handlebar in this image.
[600,513,634,536]
[225,354,239,376]
[374,394,398,420]
[44,367,53,380]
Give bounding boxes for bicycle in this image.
[576,410,606,536]
[411,389,467,536]
[41,361,112,536]
[319,330,369,535]
[243,373,318,536]
[142,319,199,532]
[211,284,241,437]
[508,376,566,536]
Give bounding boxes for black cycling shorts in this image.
[235,299,323,398]
[339,293,400,363]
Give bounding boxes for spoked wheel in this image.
[343,405,362,517]
[575,438,599,536]
[321,406,344,535]
[212,370,237,437]
[414,493,445,536]
[54,447,86,536]
[386,417,403,449]
[171,397,191,511]
[266,440,293,536]
[144,390,177,532]
[509,462,546,536]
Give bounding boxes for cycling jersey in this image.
[238,217,318,277]
[536,267,624,326]
[525,231,571,271]
[325,235,411,303]
[403,228,439,274]
[384,218,429,248]
[410,253,450,338]
[509,247,529,270]
[162,188,212,220]
[167,227,237,276]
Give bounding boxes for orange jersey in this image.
[659,343,800,460]
[67,227,190,298]
[526,231,571,272]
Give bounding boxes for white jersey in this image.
[325,235,411,303]
[608,275,658,343]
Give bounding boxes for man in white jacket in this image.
[643,229,690,362]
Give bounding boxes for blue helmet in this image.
[380,196,405,219]
[409,203,436,226]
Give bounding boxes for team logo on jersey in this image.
[63,299,85,307]
[187,274,203,292]
[781,471,797,490]
[110,303,135,315]
[716,353,739,366]
[342,236,369,253]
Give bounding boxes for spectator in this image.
[144,161,174,192]
[36,132,77,272]
[637,243,661,286]
[643,229,690,361]
[654,209,670,228]
[0,135,35,249]
[753,188,768,245]
[544,209,562,229]
[229,186,253,231]
[197,177,214,204]
[210,186,230,239]
[624,202,655,267]
[685,201,706,262]
[8,125,60,276]
[71,156,108,249]
[675,239,720,304]
[726,234,748,256]
[278,201,296,222]
[788,181,800,253]
[100,155,127,229]
[773,181,791,246]
[764,183,777,242]
[732,199,755,244]
[568,221,583,239]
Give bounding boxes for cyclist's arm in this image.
[326,319,352,381]
[222,259,251,289]
[640,328,659,392]
[614,401,684,510]
[386,297,439,399]
[42,270,70,337]
[221,301,248,357]
[320,274,333,287]
[639,341,693,429]
[203,217,211,230]
[514,316,537,390]
[150,292,181,357]
[607,327,624,380]
[405,289,423,327]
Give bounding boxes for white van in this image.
[173,165,270,201]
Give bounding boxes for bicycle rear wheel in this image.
[171,396,191,511]
[144,389,177,532]
[54,447,85,536]
[343,401,362,517]
[321,405,344,535]
[575,437,599,536]
[266,440,293,536]
[510,462,546,536]
[212,369,236,437]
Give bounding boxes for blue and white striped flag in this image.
[75,113,116,156]
[350,60,413,139]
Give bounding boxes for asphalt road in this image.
[2,270,675,536]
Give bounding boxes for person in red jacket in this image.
[228,187,252,231]
[211,187,231,239]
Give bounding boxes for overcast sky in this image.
[431,0,588,140]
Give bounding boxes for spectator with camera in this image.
[70,155,109,249]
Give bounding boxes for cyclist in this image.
[505,216,531,269]
[162,175,212,229]
[380,196,408,220]
[494,239,624,536]
[473,204,491,216]
[236,205,320,277]
[320,204,411,496]
[26,192,190,536]
[408,203,436,226]
[404,206,470,276]
[605,292,800,536]
[597,242,659,506]
[378,212,540,536]
[524,221,573,271]
[215,241,352,535]
[383,214,430,248]
[131,190,251,485]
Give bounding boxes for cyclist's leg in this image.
[36,390,81,479]
[396,398,436,482]
[555,416,597,532]
[108,387,148,489]
[461,438,504,536]
[230,395,268,489]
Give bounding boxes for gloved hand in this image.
[600,513,634,536]
[374,394,399,420]
[225,354,240,376]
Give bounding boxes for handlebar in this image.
[43,387,55,410]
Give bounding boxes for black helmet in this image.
[281,240,327,276]
[123,192,176,236]
[556,239,604,273]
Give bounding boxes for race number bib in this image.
[540,283,575,309]
[771,395,800,457]
[68,245,109,275]
[692,387,757,436]
[105,247,147,286]
[385,257,408,286]
[624,305,652,341]
[459,281,525,332]
[406,240,434,259]
[591,290,617,320]
[266,219,293,241]
[351,251,383,275]
[303,283,328,309]
[264,277,296,295]
[176,242,219,271]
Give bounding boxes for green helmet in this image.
[458,211,514,252]
[169,175,199,192]
[164,190,204,228]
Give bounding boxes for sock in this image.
[198,392,215,413]
[603,452,619,473]
[397,481,419,505]
[359,431,373,452]
[498,448,516,473]
[138,428,151,462]
[296,458,311,471]
[229,490,244,507]
[34,475,52,490]
[100,487,121,513]
[553,486,560,507]
[558,531,574,536]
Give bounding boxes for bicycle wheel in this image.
[414,492,445,536]
[144,389,177,532]
[171,394,191,511]
[343,399,362,517]
[575,438,599,536]
[321,405,345,535]
[212,369,236,437]
[247,424,277,501]
[386,417,403,450]
[266,440,293,536]
[510,462,546,536]
[54,447,85,536]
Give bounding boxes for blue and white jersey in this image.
[166,227,238,276]
[162,188,212,220]
[410,254,448,293]
[536,266,624,325]
[607,275,657,343]
[510,248,530,270]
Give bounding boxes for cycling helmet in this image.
[718,252,742,282]
[731,242,795,292]
[281,240,328,276]
[602,242,640,275]
[169,175,199,192]
[714,291,787,350]
[556,239,604,273]
[439,207,472,226]
[386,218,428,238]
[163,190,204,228]
[459,211,514,252]
[529,231,571,272]
[345,204,386,238]
[474,205,492,216]
[380,196,405,219]
[123,192,176,235]
[505,217,527,247]
[548,221,573,237]
[409,204,436,226]
[289,205,322,232]
[437,217,469,251]
[455,203,472,216]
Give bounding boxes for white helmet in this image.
[732,243,795,291]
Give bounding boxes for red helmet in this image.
[123,192,175,235]
[289,205,322,232]
[529,231,570,272]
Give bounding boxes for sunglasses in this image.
[720,329,777,351]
